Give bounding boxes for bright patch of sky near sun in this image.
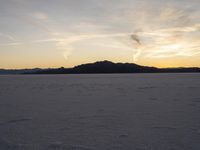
[0,0,199,68]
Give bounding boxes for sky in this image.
[0,0,199,69]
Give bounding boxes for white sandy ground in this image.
[0,73,200,150]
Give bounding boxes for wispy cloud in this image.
[1,0,199,67]
[0,32,22,46]
[0,32,16,41]
[31,12,48,20]
[0,42,22,46]
[122,4,200,62]
[29,21,200,62]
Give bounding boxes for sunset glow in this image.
[0,0,199,69]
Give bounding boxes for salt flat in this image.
[0,73,200,150]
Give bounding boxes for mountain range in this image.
[0,61,199,74]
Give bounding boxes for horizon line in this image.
[0,60,200,70]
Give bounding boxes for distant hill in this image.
[29,61,200,74]
[0,68,43,75]
[0,61,199,74]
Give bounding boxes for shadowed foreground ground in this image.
[0,73,200,150]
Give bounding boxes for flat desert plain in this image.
[0,73,200,150]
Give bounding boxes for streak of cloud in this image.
[0,32,16,41]
[0,42,22,46]
[1,0,199,68]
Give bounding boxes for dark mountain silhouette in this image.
[0,61,199,74]
[29,61,200,74]
[0,68,43,75]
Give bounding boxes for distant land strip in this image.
[0,61,199,74]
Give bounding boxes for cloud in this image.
[31,12,48,20]
[0,32,22,46]
[32,32,132,60]
[120,3,200,62]
[31,21,199,62]
[0,32,16,41]
[0,42,22,46]
[1,0,199,66]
